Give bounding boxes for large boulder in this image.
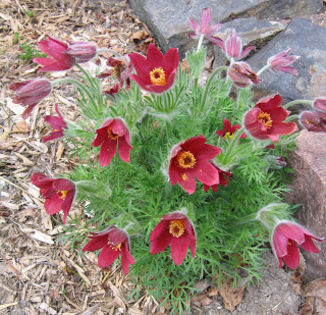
[248,18,326,104]
[286,130,326,280]
[128,0,323,57]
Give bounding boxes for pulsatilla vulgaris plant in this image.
[10,7,325,313]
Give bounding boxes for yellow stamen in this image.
[169,220,185,238]
[224,131,234,140]
[108,242,122,251]
[107,126,119,140]
[58,190,68,200]
[149,67,166,86]
[258,110,273,129]
[304,119,319,126]
[182,174,187,181]
[176,151,196,169]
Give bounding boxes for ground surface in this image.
[1,0,325,314]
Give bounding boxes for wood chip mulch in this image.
[0,0,163,313]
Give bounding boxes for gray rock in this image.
[194,251,301,314]
[128,0,323,57]
[214,17,288,67]
[286,130,326,281]
[248,18,326,104]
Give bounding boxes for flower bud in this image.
[227,61,259,88]
[65,41,97,63]
[9,79,52,119]
[312,97,326,113]
[299,111,326,132]
[267,49,299,75]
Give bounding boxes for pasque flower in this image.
[129,43,179,93]
[33,36,75,72]
[188,7,222,45]
[105,55,133,90]
[168,135,221,194]
[9,79,52,119]
[92,118,132,167]
[42,104,67,142]
[299,110,326,132]
[313,97,326,113]
[267,49,299,75]
[150,212,196,265]
[219,29,255,60]
[83,226,135,274]
[65,41,97,63]
[244,94,298,142]
[31,173,76,224]
[203,163,232,192]
[272,221,323,269]
[216,118,246,140]
[227,61,259,88]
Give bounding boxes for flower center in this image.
[176,151,196,169]
[149,67,166,86]
[169,220,185,238]
[258,110,273,129]
[304,119,319,126]
[108,242,122,251]
[58,190,68,200]
[224,131,234,140]
[107,126,119,140]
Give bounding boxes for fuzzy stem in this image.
[256,63,271,76]
[283,99,313,109]
[199,66,228,111]
[197,34,204,51]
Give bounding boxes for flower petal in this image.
[300,236,320,253]
[170,234,190,265]
[98,245,120,269]
[99,139,117,167]
[282,242,300,270]
[118,136,132,163]
[82,235,108,251]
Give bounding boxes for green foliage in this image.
[19,41,46,61]
[56,47,298,312]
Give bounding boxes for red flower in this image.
[216,119,247,140]
[313,97,326,113]
[31,173,76,224]
[244,94,298,142]
[188,7,223,45]
[92,118,132,167]
[42,104,67,142]
[33,36,75,72]
[272,221,323,269]
[105,55,133,90]
[129,44,179,94]
[227,61,259,88]
[9,79,52,119]
[299,110,326,132]
[219,29,255,60]
[82,226,135,274]
[168,135,221,194]
[267,49,299,75]
[149,212,196,265]
[65,41,97,63]
[203,163,232,192]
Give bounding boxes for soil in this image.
[1,0,325,314]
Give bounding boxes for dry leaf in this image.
[12,120,30,134]
[191,293,212,307]
[180,58,189,72]
[208,286,218,297]
[304,278,326,314]
[130,30,148,43]
[219,278,246,311]
[195,278,210,292]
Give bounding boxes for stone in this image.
[214,17,288,67]
[194,251,302,314]
[286,130,326,280]
[128,0,323,57]
[247,18,326,106]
